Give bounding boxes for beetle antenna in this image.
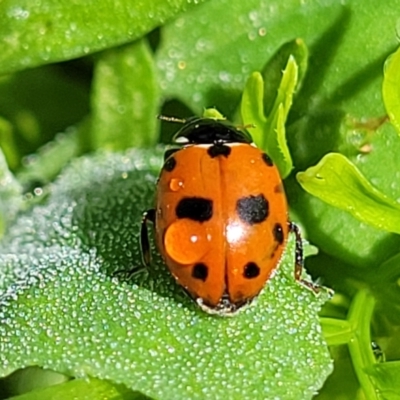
[157,115,187,124]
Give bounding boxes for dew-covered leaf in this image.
[297,153,400,234]
[0,0,207,75]
[0,149,332,399]
[91,40,159,150]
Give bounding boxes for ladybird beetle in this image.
[141,115,316,315]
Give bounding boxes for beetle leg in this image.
[289,221,320,294]
[113,209,156,280]
[140,209,156,267]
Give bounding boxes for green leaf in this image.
[368,252,400,325]
[16,126,82,190]
[240,72,266,147]
[383,46,400,135]
[262,38,308,116]
[156,0,342,116]
[367,362,400,400]
[0,66,89,162]
[296,153,400,234]
[202,107,225,120]
[91,40,159,150]
[266,55,298,126]
[2,367,69,398]
[240,57,297,178]
[0,115,19,170]
[0,149,332,400]
[264,56,297,178]
[7,376,146,400]
[0,147,23,236]
[0,0,207,75]
[272,104,293,177]
[319,291,384,400]
[320,317,352,346]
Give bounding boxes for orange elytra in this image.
[140,114,315,315]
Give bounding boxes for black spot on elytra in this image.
[176,197,213,222]
[262,153,273,167]
[192,263,209,281]
[163,156,176,172]
[273,223,284,244]
[243,262,260,279]
[236,194,269,225]
[163,148,179,161]
[207,143,231,158]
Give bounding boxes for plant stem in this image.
[347,289,378,400]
